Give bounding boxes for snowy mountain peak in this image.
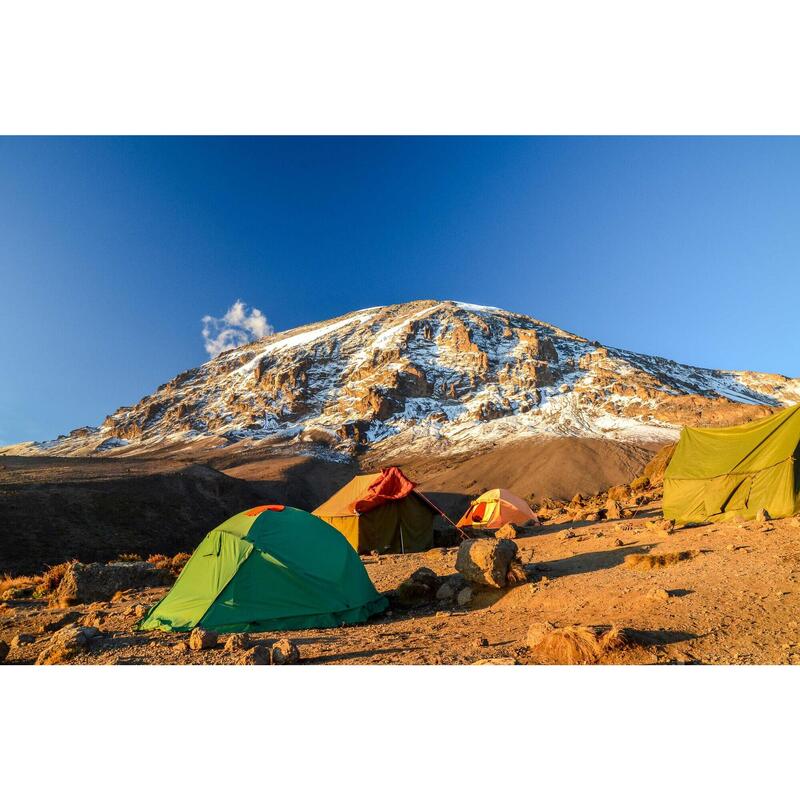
[8,299,800,460]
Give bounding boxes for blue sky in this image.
[1,136,799,444]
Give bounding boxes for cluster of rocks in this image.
[393,537,531,611]
[532,445,675,525]
[176,628,301,665]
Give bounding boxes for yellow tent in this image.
[456,488,538,530]
[664,404,800,523]
[313,467,439,554]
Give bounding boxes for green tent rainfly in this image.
[139,505,388,633]
[663,404,800,524]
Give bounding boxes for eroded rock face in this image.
[55,562,172,606]
[15,299,800,461]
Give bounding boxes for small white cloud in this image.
[202,300,273,357]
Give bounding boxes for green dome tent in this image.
[663,404,800,524]
[139,505,388,633]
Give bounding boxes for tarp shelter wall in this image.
[313,468,438,554]
[663,404,800,524]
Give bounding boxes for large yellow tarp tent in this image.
[313,467,439,554]
[663,404,800,524]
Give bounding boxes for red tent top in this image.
[352,466,419,514]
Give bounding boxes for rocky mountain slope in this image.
[7,300,800,460]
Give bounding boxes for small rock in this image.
[271,638,300,665]
[396,578,435,607]
[645,518,675,535]
[755,508,771,524]
[38,610,81,633]
[495,523,520,540]
[188,628,218,651]
[613,538,624,547]
[560,530,576,540]
[0,640,9,663]
[132,604,148,620]
[526,621,556,648]
[238,645,271,665]
[408,567,439,590]
[647,587,671,601]
[605,498,623,520]
[474,636,489,648]
[456,586,473,607]
[472,657,517,665]
[173,641,189,653]
[224,633,252,652]
[435,583,455,601]
[11,632,35,648]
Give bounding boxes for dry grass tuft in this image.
[117,553,143,562]
[624,550,697,570]
[535,626,603,664]
[533,624,634,664]
[146,552,190,576]
[599,624,629,651]
[38,561,76,595]
[0,573,38,599]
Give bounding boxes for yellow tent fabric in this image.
[456,488,538,529]
[663,404,800,524]
[313,473,438,554]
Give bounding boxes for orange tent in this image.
[456,488,538,529]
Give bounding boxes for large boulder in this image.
[455,538,520,588]
[54,561,171,606]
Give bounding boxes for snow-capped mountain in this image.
[9,300,800,460]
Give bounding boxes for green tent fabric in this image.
[663,404,800,524]
[139,505,388,633]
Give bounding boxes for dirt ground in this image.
[4,499,800,666]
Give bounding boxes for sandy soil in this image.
[4,500,800,666]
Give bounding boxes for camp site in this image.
[4,404,800,666]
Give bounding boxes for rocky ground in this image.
[4,484,800,665]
